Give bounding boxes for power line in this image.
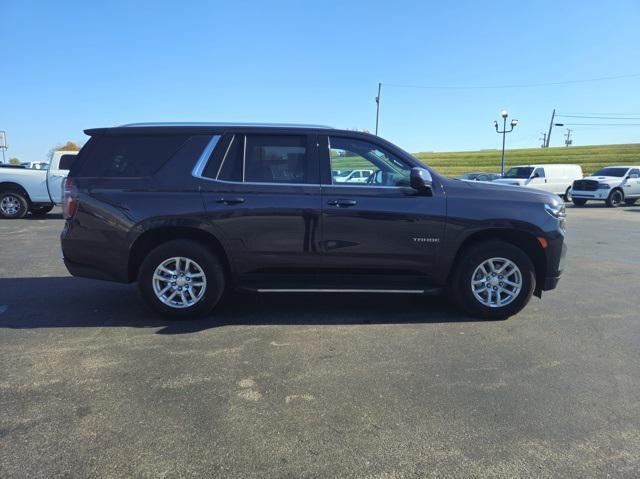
[382,72,640,90]
[556,114,640,120]
[562,123,640,126]
[558,111,640,116]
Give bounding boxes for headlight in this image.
[597,183,611,189]
[544,202,565,218]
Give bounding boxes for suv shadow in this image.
[0,277,491,335]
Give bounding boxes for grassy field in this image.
[414,143,640,177]
[331,143,640,177]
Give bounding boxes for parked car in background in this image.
[61,122,566,321]
[493,164,583,201]
[572,166,640,207]
[457,172,502,182]
[0,151,77,218]
[20,161,50,170]
[333,169,374,183]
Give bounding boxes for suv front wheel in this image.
[138,239,225,318]
[450,241,536,320]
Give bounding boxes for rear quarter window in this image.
[72,135,189,177]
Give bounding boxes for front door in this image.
[198,132,322,275]
[625,168,640,197]
[319,135,446,278]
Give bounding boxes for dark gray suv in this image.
[61,123,566,320]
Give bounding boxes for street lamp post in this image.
[493,110,518,176]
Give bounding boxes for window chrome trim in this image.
[191,135,221,178]
[215,134,236,179]
[242,135,247,182]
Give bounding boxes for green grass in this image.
[413,143,640,177]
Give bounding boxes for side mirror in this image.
[59,154,77,171]
[410,167,433,194]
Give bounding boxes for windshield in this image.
[592,167,629,177]
[504,167,533,179]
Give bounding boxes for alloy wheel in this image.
[152,257,207,309]
[471,257,522,308]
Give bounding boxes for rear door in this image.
[197,132,322,275]
[319,134,446,276]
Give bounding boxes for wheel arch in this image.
[447,228,547,295]
[0,182,32,204]
[127,226,233,282]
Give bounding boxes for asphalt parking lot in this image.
[1,205,639,478]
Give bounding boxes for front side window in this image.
[533,168,545,178]
[504,167,533,179]
[329,137,411,187]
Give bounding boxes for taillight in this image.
[62,178,78,219]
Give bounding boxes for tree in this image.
[8,157,21,165]
[48,141,82,161]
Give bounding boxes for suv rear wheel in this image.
[138,239,225,318]
[0,191,29,219]
[450,241,536,320]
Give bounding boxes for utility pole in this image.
[539,132,547,148]
[564,128,573,147]
[375,82,381,136]
[0,131,7,164]
[545,109,555,147]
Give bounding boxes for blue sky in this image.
[3,0,640,161]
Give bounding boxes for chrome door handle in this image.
[216,197,245,205]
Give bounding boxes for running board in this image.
[257,288,423,294]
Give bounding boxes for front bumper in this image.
[540,236,566,292]
[572,189,609,200]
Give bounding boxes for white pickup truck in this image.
[0,151,77,219]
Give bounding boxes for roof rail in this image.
[119,122,334,129]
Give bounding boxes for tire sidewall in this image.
[453,241,536,320]
[564,187,572,202]
[607,189,624,207]
[0,191,29,219]
[138,240,225,318]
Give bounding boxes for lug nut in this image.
[493,286,498,291]
[499,282,504,286]
[171,281,176,286]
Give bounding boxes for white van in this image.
[493,164,583,200]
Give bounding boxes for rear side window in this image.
[245,135,307,184]
[203,133,315,184]
[73,135,189,177]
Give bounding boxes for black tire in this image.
[605,189,624,208]
[449,240,536,320]
[138,239,226,319]
[564,187,572,202]
[625,198,638,206]
[572,198,587,207]
[0,190,29,219]
[30,205,54,216]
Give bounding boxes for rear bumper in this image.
[63,256,124,282]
